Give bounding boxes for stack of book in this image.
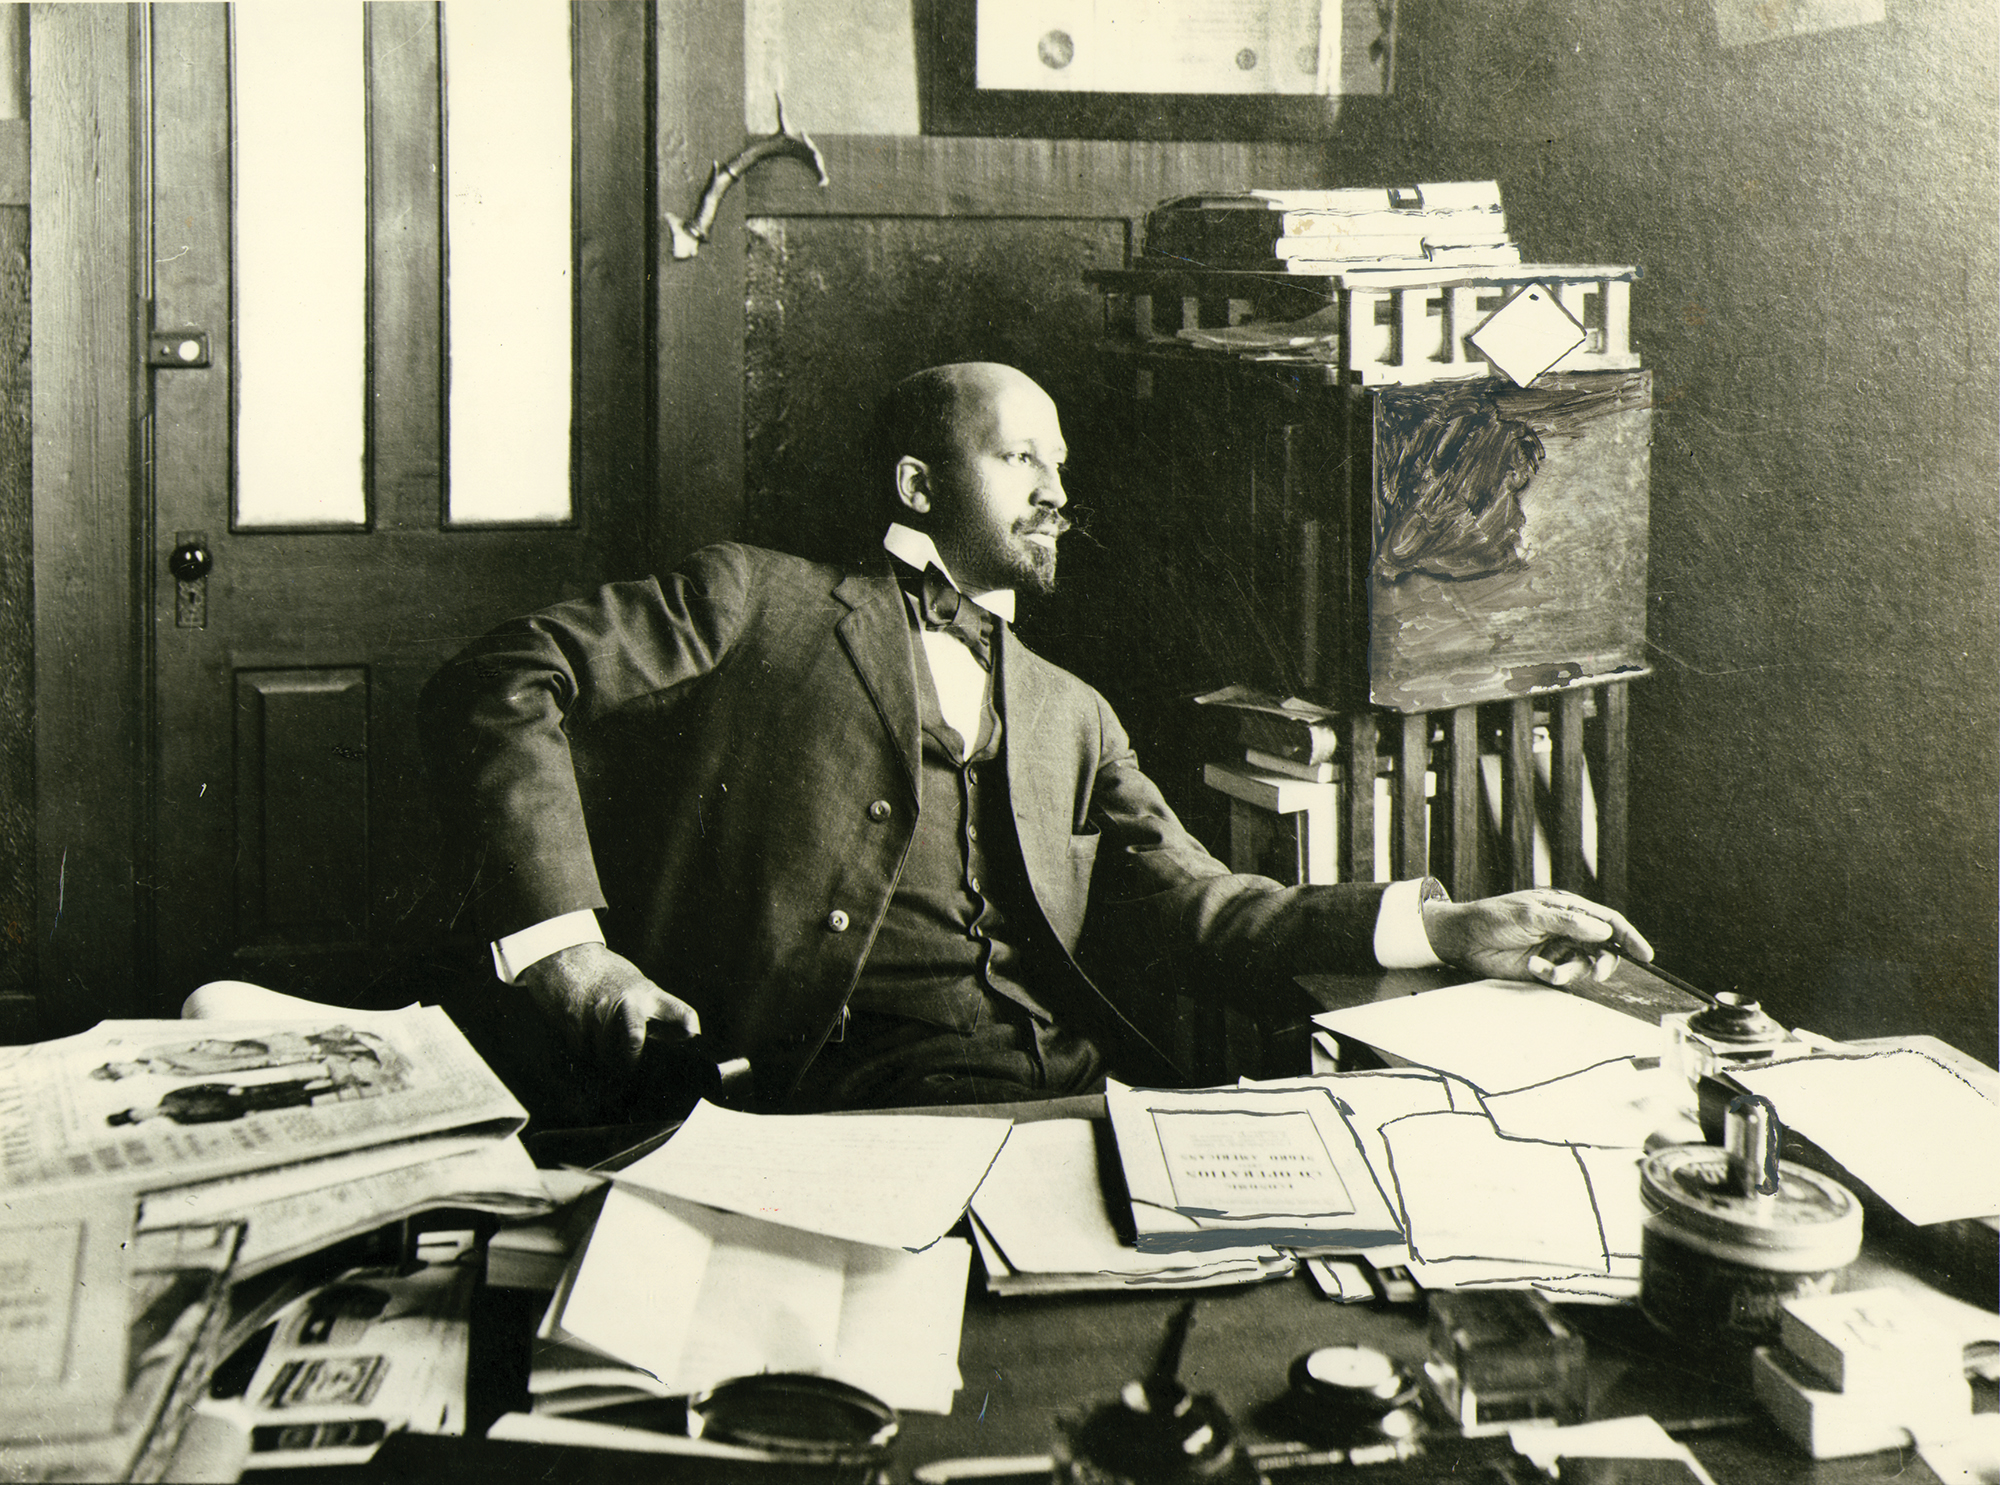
[1194,685,1342,783]
[1143,182,1519,275]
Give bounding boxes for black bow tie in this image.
[902,568,996,670]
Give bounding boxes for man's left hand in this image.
[1421,890,1653,986]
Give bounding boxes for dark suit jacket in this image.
[421,543,1389,1103]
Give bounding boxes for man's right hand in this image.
[514,941,702,1073]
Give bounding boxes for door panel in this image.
[146,4,653,1007]
[234,669,370,942]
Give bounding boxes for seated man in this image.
[420,362,1650,1115]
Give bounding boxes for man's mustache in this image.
[1017,513,1072,537]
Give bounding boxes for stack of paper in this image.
[1298,979,1680,1300]
[0,1215,243,1483]
[967,1119,1291,1294]
[1244,1072,1646,1301]
[1143,183,1519,275]
[530,1102,1009,1418]
[0,999,553,1281]
[0,994,553,1479]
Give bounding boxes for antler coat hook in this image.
[667,95,829,260]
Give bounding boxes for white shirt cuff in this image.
[491,909,605,985]
[1373,878,1447,969]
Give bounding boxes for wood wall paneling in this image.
[0,120,25,205]
[0,0,21,1036]
[743,214,1127,558]
[746,136,1330,219]
[654,0,747,566]
[30,5,140,1031]
[0,202,28,1034]
[574,1,652,568]
[367,3,443,533]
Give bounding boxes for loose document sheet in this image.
[1728,1048,2000,1225]
[610,1100,1012,1250]
[968,1118,1289,1291]
[546,1187,969,1414]
[1245,1074,1645,1300]
[1311,980,1670,1094]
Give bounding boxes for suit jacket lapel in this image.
[997,625,1189,1087]
[998,624,1063,865]
[834,568,922,798]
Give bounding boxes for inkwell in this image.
[1055,1299,1256,1485]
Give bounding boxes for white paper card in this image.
[1470,283,1586,385]
[614,1100,1012,1250]
[1729,1049,2000,1225]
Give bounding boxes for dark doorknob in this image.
[168,541,214,581]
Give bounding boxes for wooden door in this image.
[143,4,654,1007]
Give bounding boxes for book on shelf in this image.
[1192,685,1343,766]
[1269,232,1514,261]
[1279,205,1507,238]
[1236,711,1340,766]
[1249,181,1504,214]
[1241,746,1337,783]
[1143,182,1510,271]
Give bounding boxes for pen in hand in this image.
[1545,937,1718,1005]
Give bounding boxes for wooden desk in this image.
[361,1180,1986,1485]
[306,972,1994,1483]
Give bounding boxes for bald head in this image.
[869,363,1055,486]
[871,362,1070,593]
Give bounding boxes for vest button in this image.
[868,800,892,821]
[825,909,850,932]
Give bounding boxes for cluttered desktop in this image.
[0,960,1993,1485]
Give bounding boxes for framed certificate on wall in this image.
[921,0,1395,139]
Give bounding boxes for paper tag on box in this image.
[1470,283,1586,385]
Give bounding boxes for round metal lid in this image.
[1639,1144,1862,1268]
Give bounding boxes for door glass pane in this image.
[444,2,574,525]
[234,4,367,528]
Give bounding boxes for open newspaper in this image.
[0,1003,538,1478]
[0,1004,525,1196]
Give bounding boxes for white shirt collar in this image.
[881,523,1017,622]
